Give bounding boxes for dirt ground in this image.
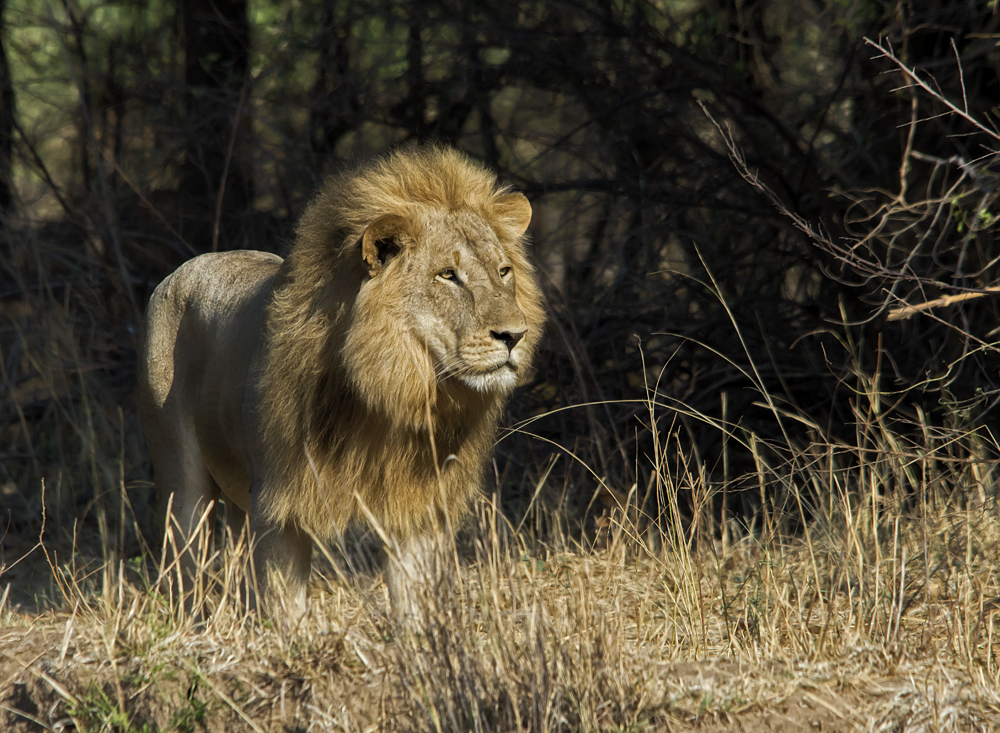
[0,621,980,732]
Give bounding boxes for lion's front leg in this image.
[387,531,448,625]
[249,507,312,625]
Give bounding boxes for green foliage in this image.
[69,684,149,733]
[169,682,207,733]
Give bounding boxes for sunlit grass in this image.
[4,371,1000,730]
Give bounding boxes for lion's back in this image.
[140,251,282,410]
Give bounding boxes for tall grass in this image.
[3,307,1000,729]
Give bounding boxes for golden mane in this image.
[295,145,531,256]
[254,146,545,541]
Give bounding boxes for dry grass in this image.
[3,382,1000,732]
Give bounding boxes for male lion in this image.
[138,146,545,622]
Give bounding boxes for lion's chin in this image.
[458,364,519,394]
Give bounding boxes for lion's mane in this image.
[254,146,545,541]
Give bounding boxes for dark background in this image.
[2,0,999,565]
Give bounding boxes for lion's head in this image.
[348,194,539,396]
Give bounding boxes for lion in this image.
[138,145,545,622]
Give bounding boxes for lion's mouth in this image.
[482,359,516,375]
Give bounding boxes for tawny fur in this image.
[139,145,545,619]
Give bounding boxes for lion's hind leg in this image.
[152,434,222,622]
[248,492,313,626]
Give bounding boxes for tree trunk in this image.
[0,0,14,217]
[309,0,360,157]
[180,0,253,252]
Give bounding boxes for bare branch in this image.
[865,37,1000,142]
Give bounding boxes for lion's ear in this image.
[361,214,408,277]
[495,193,532,238]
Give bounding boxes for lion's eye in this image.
[438,268,458,281]
[499,266,513,279]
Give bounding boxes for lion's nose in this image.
[491,328,526,353]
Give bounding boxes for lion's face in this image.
[355,201,539,398]
[406,209,529,394]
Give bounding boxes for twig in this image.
[865,37,1000,142]
[886,287,1000,321]
[699,102,835,250]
